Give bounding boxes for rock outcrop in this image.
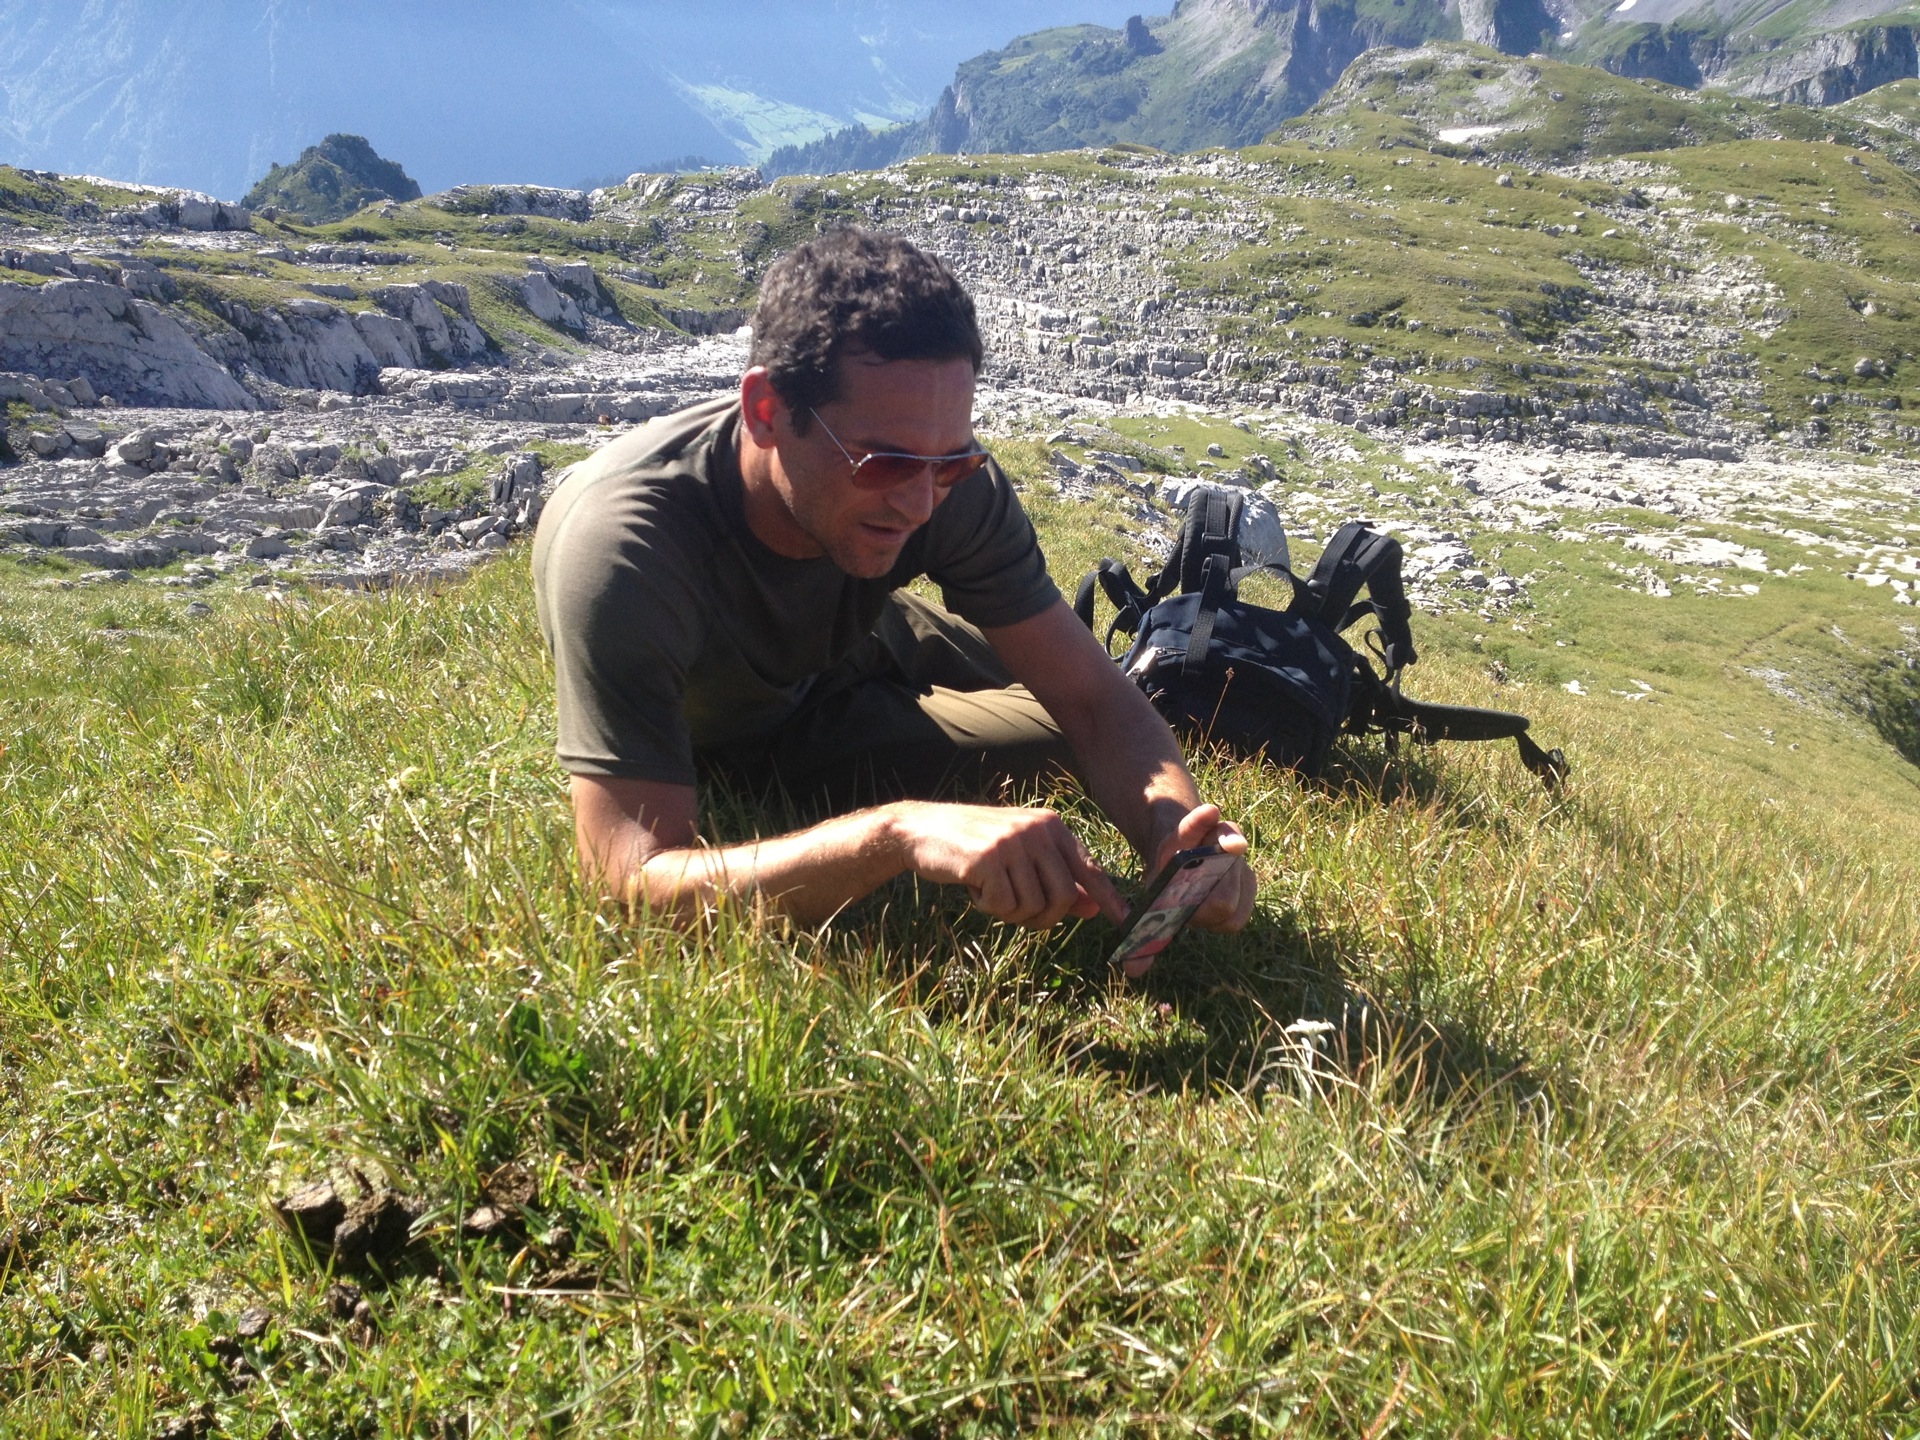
[430,185,593,223]
[768,0,1462,177]
[1566,1,1920,105]
[1731,23,1920,108]
[244,134,423,224]
[0,279,255,409]
[371,282,489,362]
[84,184,254,232]
[770,0,1920,176]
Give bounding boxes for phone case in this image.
[1109,847,1237,971]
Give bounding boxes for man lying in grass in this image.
[533,226,1254,939]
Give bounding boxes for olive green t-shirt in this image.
[532,395,1060,783]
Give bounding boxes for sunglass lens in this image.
[931,454,989,488]
[852,454,927,489]
[850,452,990,489]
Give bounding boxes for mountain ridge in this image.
[768,0,1920,176]
[770,0,1470,175]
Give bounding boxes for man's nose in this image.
[883,465,938,524]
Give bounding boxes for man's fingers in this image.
[1189,855,1258,934]
[1001,851,1049,926]
[917,805,1129,932]
[1060,833,1128,923]
[1152,804,1250,880]
[1177,802,1223,848]
[969,868,1015,920]
[1027,843,1085,930]
[1149,805,1256,936]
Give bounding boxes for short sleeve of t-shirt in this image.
[912,457,1060,629]
[535,468,713,783]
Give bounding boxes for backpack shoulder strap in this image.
[1295,522,1417,676]
[1363,686,1569,789]
[1073,558,1153,654]
[1181,553,1234,677]
[1155,488,1245,599]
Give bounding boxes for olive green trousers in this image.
[699,592,1072,809]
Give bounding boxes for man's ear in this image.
[739,368,783,451]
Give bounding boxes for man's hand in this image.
[1149,803,1256,935]
[887,801,1128,930]
[984,603,1258,942]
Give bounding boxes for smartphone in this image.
[1109,845,1239,975]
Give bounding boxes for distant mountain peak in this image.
[243,134,422,224]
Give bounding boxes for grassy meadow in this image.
[2,461,1918,1437]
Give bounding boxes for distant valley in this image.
[0,0,1148,197]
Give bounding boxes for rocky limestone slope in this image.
[7,74,1920,456]
[4,154,1917,678]
[1558,0,1920,104]
[769,0,1473,176]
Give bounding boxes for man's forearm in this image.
[1058,680,1205,864]
[610,806,908,927]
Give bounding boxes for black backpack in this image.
[1073,489,1567,786]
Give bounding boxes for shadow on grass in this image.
[1861,653,1920,769]
[1319,732,1566,839]
[697,749,1564,1124]
[1067,907,1559,1121]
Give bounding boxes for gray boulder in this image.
[492,451,545,527]
[518,271,582,329]
[64,423,106,457]
[434,185,591,222]
[170,192,253,231]
[492,452,542,505]
[319,491,374,529]
[1162,480,1290,570]
[0,371,55,409]
[0,279,254,410]
[243,306,383,393]
[352,310,423,369]
[372,283,488,361]
[110,431,155,466]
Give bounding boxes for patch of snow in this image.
[1436,126,1505,146]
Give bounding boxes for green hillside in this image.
[1839,74,1920,137]
[242,134,423,224]
[3,445,1917,1430]
[1557,0,1920,100]
[1279,42,1920,162]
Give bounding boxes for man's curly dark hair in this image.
[750,227,983,433]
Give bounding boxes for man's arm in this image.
[982,598,1258,933]
[571,773,1126,930]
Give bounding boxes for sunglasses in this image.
[808,407,992,490]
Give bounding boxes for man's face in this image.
[772,354,978,579]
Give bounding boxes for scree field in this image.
[2,440,1918,1436]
